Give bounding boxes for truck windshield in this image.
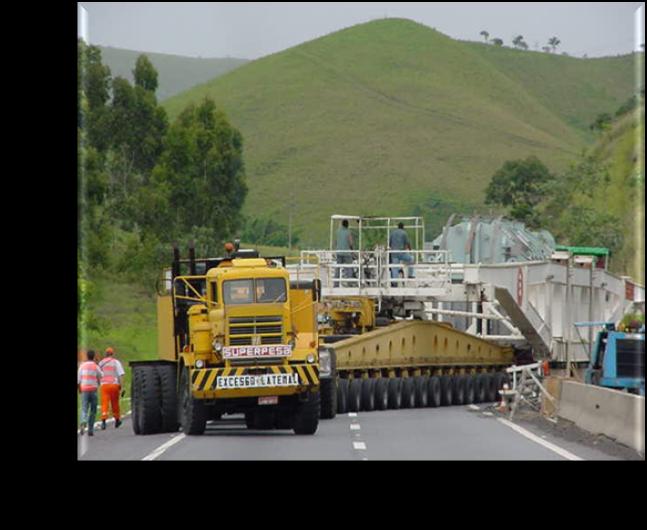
[223,278,287,305]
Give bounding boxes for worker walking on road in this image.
[389,222,415,283]
[98,347,125,429]
[78,350,103,436]
[335,219,355,287]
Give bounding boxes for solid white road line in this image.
[142,434,186,461]
[497,418,583,461]
[468,404,480,411]
[353,441,367,450]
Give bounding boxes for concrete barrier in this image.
[558,381,644,455]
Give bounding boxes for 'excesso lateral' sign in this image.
[216,373,300,389]
[222,345,292,359]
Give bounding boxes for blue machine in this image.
[578,322,645,396]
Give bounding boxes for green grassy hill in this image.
[162,18,635,246]
[99,46,248,101]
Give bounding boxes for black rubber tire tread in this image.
[139,366,163,435]
[401,378,416,408]
[156,364,180,433]
[428,376,441,407]
[293,392,320,435]
[440,375,453,406]
[320,377,338,419]
[179,367,207,435]
[274,410,294,429]
[387,377,402,409]
[337,378,349,414]
[374,378,389,410]
[451,375,465,406]
[131,367,143,435]
[463,374,475,405]
[475,374,487,403]
[348,378,362,412]
[483,373,496,402]
[414,376,429,407]
[360,378,376,411]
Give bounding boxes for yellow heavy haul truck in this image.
[130,245,322,435]
[316,297,515,418]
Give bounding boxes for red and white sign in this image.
[222,345,292,359]
[258,396,279,405]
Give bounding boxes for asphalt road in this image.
[78,403,638,460]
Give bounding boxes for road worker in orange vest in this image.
[99,347,126,430]
[78,350,103,436]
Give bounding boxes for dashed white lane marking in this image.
[348,412,358,417]
[142,434,186,461]
[350,423,361,430]
[497,418,583,461]
[353,441,367,450]
[468,405,480,411]
[361,457,368,461]
[482,411,493,416]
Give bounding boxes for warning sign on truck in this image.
[222,345,292,359]
[216,373,300,389]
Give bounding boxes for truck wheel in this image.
[451,375,465,406]
[131,367,143,435]
[139,366,163,435]
[440,375,453,406]
[401,378,416,408]
[428,376,441,407]
[179,367,207,435]
[414,376,429,407]
[348,379,362,412]
[274,410,294,430]
[463,375,475,405]
[483,373,496,402]
[156,364,180,432]
[253,409,275,430]
[245,411,255,429]
[492,372,506,402]
[293,392,320,435]
[320,377,338,419]
[387,377,402,409]
[474,374,487,403]
[375,378,389,410]
[337,378,349,414]
[361,378,376,411]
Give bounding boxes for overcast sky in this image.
[79,2,645,59]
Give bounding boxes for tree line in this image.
[479,31,561,53]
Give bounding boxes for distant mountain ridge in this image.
[98,46,248,101]
[160,18,636,245]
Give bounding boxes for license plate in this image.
[222,345,292,359]
[216,373,300,389]
[258,396,279,405]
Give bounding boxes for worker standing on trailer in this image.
[98,347,125,430]
[335,219,354,287]
[389,222,415,281]
[78,350,103,436]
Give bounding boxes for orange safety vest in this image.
[79,361,101,391]
[99,357,120,385]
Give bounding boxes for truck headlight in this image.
[318,349,331,376]
[307,353,316,363]
[196,359,204,369]
[213,340,223,353]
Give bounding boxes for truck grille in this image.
[228,316,283,346]
[616,338,645,378]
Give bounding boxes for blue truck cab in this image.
[583,322,645,396]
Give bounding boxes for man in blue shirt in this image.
[389,222,415,282]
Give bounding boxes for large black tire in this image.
[428,376,441,407]
[139,366,163,435]
[156,364,180,432]
[414,376,429,408]
[320,377,338,419]
[387,377,402,409]
[179,367,207,435]
[337,378,349,414]
[293,392,320,435]
[401,378,416,408]
[360,378,376,411]
[483,373,496,402]
[451,375,465,406]
[374,378,389,410]
[274,410,294,430]
[492,372,506,402]
[253,409,275,430]
[474,374,487,403]
[440,375,453,406]
[463,374,475,405]
[348,379,362,412]
[131,367,143,434]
